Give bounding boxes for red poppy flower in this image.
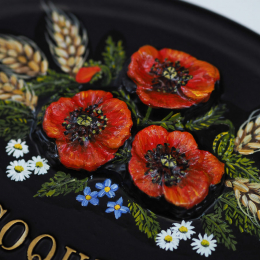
[127,45,220,109]
[43,90,133,171]
[76,66,101,83]
[128,125,224,209]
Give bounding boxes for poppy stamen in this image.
[144,143,189,186]
[150,60,193,94]
[62,105,107,145]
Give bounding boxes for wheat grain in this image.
[0,71,37,110]
[234,109,260,155]
[0,35,48,79]
[43,1,88,77]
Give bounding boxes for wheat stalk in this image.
[225,178,260,224]
[0,35,48,79]
[43,1,88,77]
[0,71,38,110]
[234,109,260,155]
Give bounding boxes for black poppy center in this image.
[62,105,107,145]
[144,143,189,186]
[150,59,193,94]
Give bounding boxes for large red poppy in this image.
[127,45,220,109]
[43,90,133,171]
[128,125,224,209]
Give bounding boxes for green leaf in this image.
[128,200,160,240]
[0,100,33,140]
[202,213,237,251]
[34,171,88,197]
[185,104,227,131]
[212,132,235,158]
[102,36,126,78]
[29,69,79,96]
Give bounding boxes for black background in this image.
[0,0,260,259]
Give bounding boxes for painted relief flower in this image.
[76,66,101,83]
[127,45,220,109]
[156,229,180,251]
[105,197,130,219]
[6,159,31,181]
[191,233,217,257]
[95,179,119,198]
[27,156,50,175]
[76,187,99,206]
[171,220,195,240]
[128,125,224,209]
[43,90,133,171]
[5,139,29,158]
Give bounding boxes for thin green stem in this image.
[214,119,235,135]
[142,107,152,124]
[161,111,174,122]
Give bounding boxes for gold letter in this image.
[79,253,90,260]
[27,234,56,260]
[0,220,29,250]
[62,246,77,260]
[0,204,7,220]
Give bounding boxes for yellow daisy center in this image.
[201,239,210,247]
[14,143,22,150]
[104,186,111,192]
[36,161,43,168]
[164,235,172,242]
[114,204,121,210]
[14,166,24,172]
[179,226,188,233]
[85,195,92,200]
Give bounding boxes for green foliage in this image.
[213,132,235,158]
[30,69,79,96]
[102,36,126,78]
[0,100,33,140]
[202,212,237,251]
[34,171,88,197]
[216,192,260,238]
[113,147,131,164]
[112,89,140,120]
[185,104,227,131]
[223,154,260,183]
[128,201,160,240]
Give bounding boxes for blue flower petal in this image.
[90,198,99,206]
[107,201,116,208]
[111,184,118,191]
[98,189,106,197]
[104,179,112,187]
[90,191,98,197]
[83,186,91,196]
[120,206,130,213]
[107,190,115,198]
[115,209,122,219]
[105,207,114,213]
[76,195,85,202]
[81,199,89,207]
[116,197,123,206]
[95,183,104,190]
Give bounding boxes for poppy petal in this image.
[95,98,133,149]
[136,88,195,109]
[56,139,116,172]
[43,97,76,140]
[163,168,210,209]
[72,90,113,108]
[76,66,101,83]
[128,154,163,197]
[131,125,168,160]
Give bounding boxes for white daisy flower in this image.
[171,220,196,240]
[191,233,217,257]
[156,229,180,251]
[27,156,50,175]
[6,159,32,181]
[5,139,29,158]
